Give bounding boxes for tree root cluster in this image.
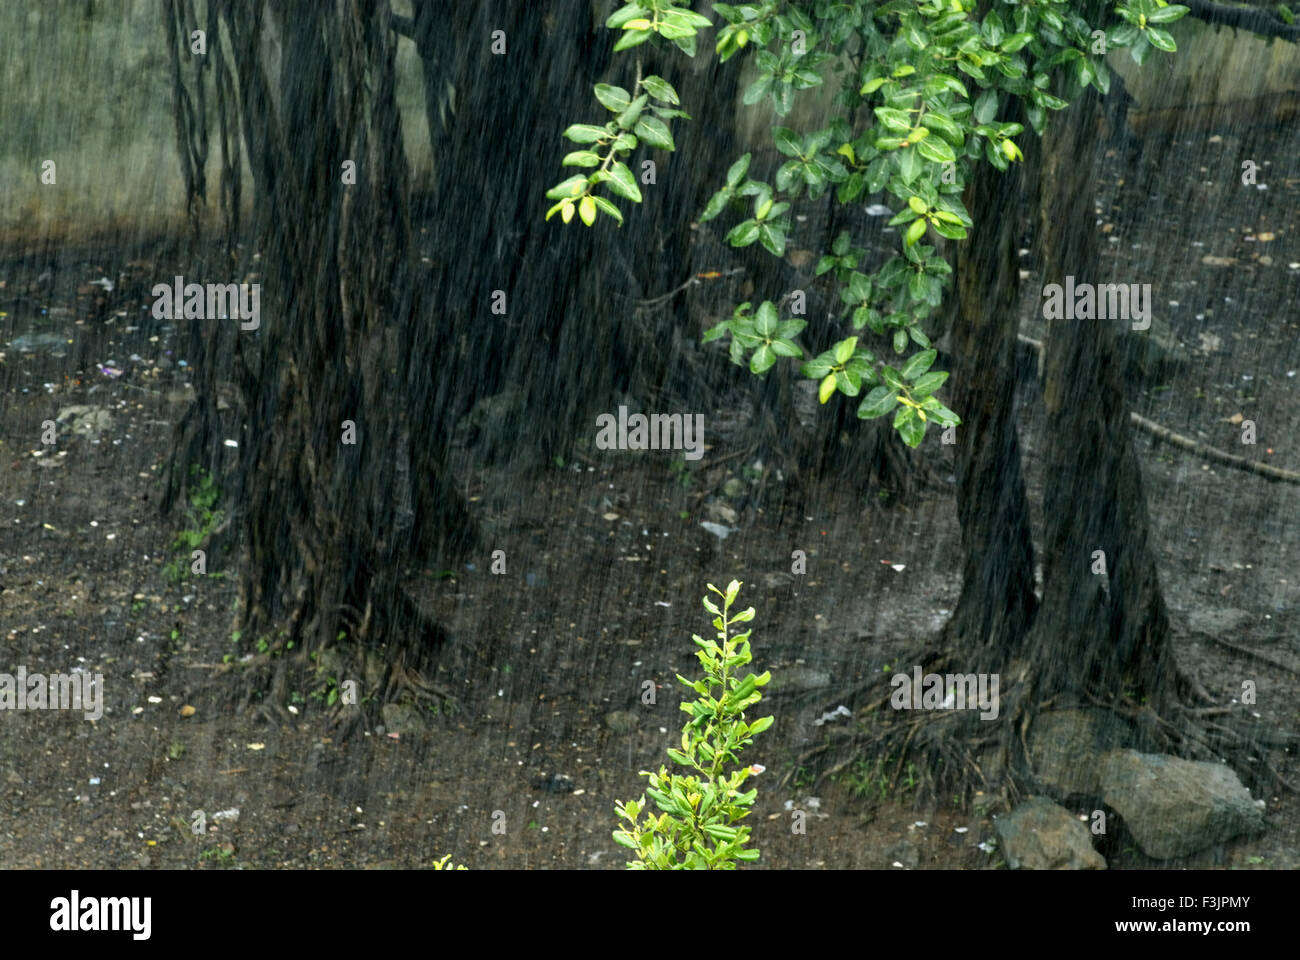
[781,644,1299,816]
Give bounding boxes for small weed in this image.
[167,742,185,760]
[668,455,692,489]
[164,466,225,583]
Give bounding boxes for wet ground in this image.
[2,123,1298,870]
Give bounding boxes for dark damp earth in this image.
[2,129,1298,870]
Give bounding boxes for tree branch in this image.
[1183,0,1300,42]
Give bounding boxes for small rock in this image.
[381,702,425,735]
[604,711,640,735]
[1099,749,1265,859]
[995,797,1106,870]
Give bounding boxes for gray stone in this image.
[56,405,114,437]
[994,797,1106,870]
[1118,316,1190,381]
[1029,709,1128,798]
[381,702,425,735]
[1099,749,1265,859]
[604,711,640,734]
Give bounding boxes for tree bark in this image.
[945,94,1037,660]
[166,0,478,678]
[1032,82,1175,717]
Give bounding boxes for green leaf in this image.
[1147,5,1189,23]
[635,116,675,150]
[770,338,802,358]
[838,171,866,203]
[772,126,803,157]
[700,188,731,222]
[591,195,624,225]
[613,28,653,52]
[562,150,602,168]
[858,386,898,419]
[897,146,923,185]
[607,162,642,201]
[818,374,837,404]
[911,370,949,398]
[802,353,834,379]
[641,75,680,104]
[1001,31,1033,53]
[563,124,607,144]
[905,218,927,246]
[834,336,857,365]
[754,301,778,337]
[726,219,761,246]
[701,320,730,344]
[743,75,774,106]
[921,397,961,426]
[594,84,632,112]
[896,407,926,447]
[726,153,752,188]
[916,136,956,164]
[545,174,588,199]
[1145,27,1176,53]
[606,3,650,29]
[866,157,890,193]
[617,93,649,129]
[758,224,786,257]
[875,107,912,133]
[847,271,872,304]
[900,349,936,380]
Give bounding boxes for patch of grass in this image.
[163,466,224,582]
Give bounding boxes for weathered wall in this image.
[2,3,1294,248]
[0,0,431,249]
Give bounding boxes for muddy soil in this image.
[1,126,1297,870]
